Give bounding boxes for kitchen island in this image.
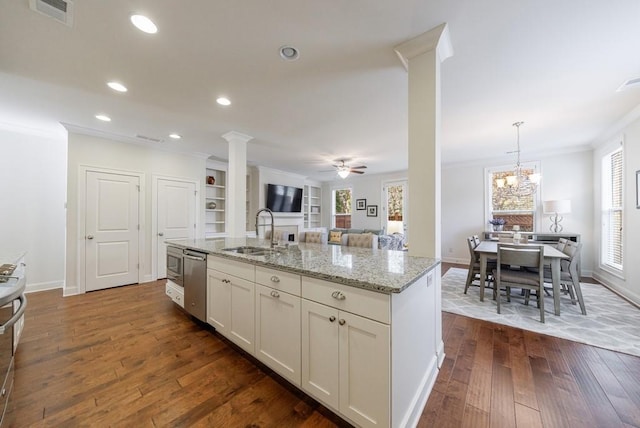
[168,238,441,428]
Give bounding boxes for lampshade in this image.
[543,199,571,214]
[337,169,350,179]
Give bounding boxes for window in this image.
[601,146,623,271]
[486,163,539,232]
[333,188,352,228]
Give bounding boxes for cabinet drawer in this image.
[301,277,390,324]
[256,266,301,296]
[207,256,255,281]
[165,281,184,308]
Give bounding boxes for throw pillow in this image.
[329,231,342,243]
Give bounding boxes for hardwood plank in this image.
[461,403,490,428]
[528,354,570,427]
[464,324,493,412]
[514,403,542,428]
[507,327,538,410]
[489,363,516,428]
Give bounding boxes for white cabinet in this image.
[165,280,184,308]
[304,185,322,228]
[206,262,255,355]
[301,299,390,428]
[205,163,227,238]
[255,284,301,386]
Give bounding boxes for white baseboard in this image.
[593,272,640,307]
[25,280,64,294]
[441,256,469,265]
[401,355,440,428]
[436,340,445,368]
[140,274,154,284]
[63,284,79,296]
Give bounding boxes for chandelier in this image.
[495,121,541,197]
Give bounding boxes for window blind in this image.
[602,148,623,270]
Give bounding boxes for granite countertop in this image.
[168,238,439,294]
[0,252,27,306]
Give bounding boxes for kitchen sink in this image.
[222,246,279,256]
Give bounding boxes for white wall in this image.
[255,166,319,232]
[592,118,640,304]
[66,132,206,294]
[322,171,408,230]
[0,125,67,292]
[441,150,595,274]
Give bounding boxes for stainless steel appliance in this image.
[182,249,207,322]
[0,258,27,427]
[166,245,184,287]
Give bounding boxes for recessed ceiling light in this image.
[95,114,111,122]
[130,14,157,34]
[169,133,181,139]
[279,46,299,61]
[107,81,127,92]
[216,97,231,106]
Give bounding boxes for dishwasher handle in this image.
[0,294,27,335]
[183,250,206,261]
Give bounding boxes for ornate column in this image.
[222,131,253,238]
[395,23,453,368]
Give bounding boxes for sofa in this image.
[328,228,382,250]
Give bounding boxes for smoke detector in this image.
[29,0,74,27]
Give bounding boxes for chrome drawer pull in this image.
[331,291,346,300]
[270,275,280,283]
[270,290,280,298]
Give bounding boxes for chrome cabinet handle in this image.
[158,232,164,236]
[329,316,336,322]
[338,319,346,325]
[331,291,346,300]
[270,275,280,283]
[270,290,280,298]
[87,235,94,240]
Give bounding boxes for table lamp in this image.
[543,200,571,232]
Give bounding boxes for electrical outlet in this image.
[448,247,453,253]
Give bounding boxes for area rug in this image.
[442,267,640,357]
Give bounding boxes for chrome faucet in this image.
[255,208,276,248]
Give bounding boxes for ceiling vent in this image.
[29,0,74,27]
[136,134,163,143]
[617,77,640,92]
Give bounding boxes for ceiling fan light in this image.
[337,169,350,179]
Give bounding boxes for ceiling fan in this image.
[331,160,367,178]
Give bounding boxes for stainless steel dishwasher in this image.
[182,249,207,322]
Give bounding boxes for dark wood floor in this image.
[6,265,640,427]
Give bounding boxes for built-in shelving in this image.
[205,165,226,237]
[303,185,322,228]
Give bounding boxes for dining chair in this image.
[472,235,480,247]
[555,237,569,252]
[464,237,495,295]
[544,240,586,315]
[493,244,545,323]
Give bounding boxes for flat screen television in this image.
[266,184,303,213]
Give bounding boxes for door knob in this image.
[158,232,164,236]
[87,235,94,240]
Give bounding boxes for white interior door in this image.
[157,179,196,278]
[85,171,140,292]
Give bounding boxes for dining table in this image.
[474,240,570,316]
